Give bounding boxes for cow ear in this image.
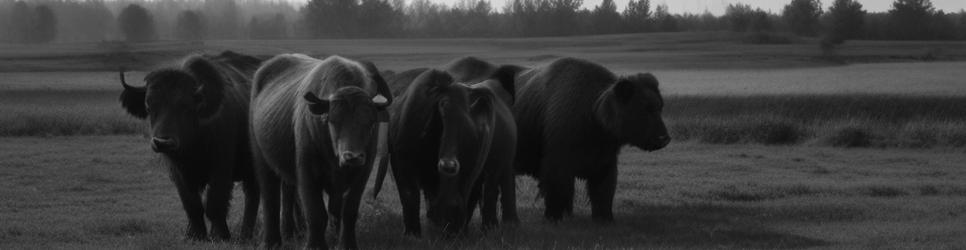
[184,57,226,119]
[613,78,635,101]
[361,61,393,108]
[594,86,623,137]
[119,70,148,119]
[304,92,330,115]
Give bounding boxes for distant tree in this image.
[249,14,287,39]
[591,0,621,34]
[548,0,583,36]
[8,1,31,43]
[653,3,677,32]
[448,0,492,36]
[782,0,822,36]
[725,3,754,32]
[175,10,205,41]
[748,8,773,33]
[358,0,399,37]
[303,0,359,38]
[118,4,156,42]
[888,0,934,40]
[205,0,240,39]
[699,10,721,31]
[960,9,966,39]
[927,10,958,40]
[31,5,56,43]
[63,0,114,42]
[404,0,445,36]
[622,0,650,32]
[824,0,864,44]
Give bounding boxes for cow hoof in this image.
[239,229,254,240]
[403,230,421,238]
[185,230,208,241]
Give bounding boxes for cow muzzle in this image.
[437,159,460,176]
[339,151,366,167]
[151,136,179,153]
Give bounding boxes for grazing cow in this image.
[118,51,262,240]
[250,54,392,249]
[513,57,670,221]
[373,68,518,236]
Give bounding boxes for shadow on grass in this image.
[361,203,828,249]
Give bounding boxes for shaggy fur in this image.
[513,57,670,221]
[118,51,261,241]
[250,54,391,249]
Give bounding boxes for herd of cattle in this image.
[117,51,670,249]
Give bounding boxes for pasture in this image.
[3,137,966,249]
[2,32,966,248]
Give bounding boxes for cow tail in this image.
[370,121,390,199]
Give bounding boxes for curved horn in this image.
[118,68,147,119]
[361,61,393,108]
[370,121,390,199]
[119,68,145,92]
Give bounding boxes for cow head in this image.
[400,70,502,235]
[118,58,227,155]
[594,73,670,151]
[303,61,392,168]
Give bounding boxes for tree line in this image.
[1,0,964,43]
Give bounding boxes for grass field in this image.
[2,33,966,249]
[2,136,966,249]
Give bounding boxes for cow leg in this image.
[298,164,329,249]
[256,165,282,247]
[481,176,499,231]
[240,177,259,240]
[338,167,370,250]
[393,162,421,237]
[327,182,345,236]
[588,160,617,222]
[539,156,575,221]
[174,180,207,240]
[281,183,300,239]
[500,167,519,224]
[204,167,234,241]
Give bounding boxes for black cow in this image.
[118,51,262,240]
[250,54,392,249]
[373,68,518,236]
[513,57,670,221]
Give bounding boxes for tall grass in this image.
[0,90,144,137]
[666,95,966,148]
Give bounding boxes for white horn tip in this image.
[372,95,387,104]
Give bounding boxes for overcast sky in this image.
[287,0,965,15]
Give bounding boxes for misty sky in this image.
[285,0,966,15]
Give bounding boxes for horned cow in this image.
[118,51,262,241]
[250,54,392,249]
